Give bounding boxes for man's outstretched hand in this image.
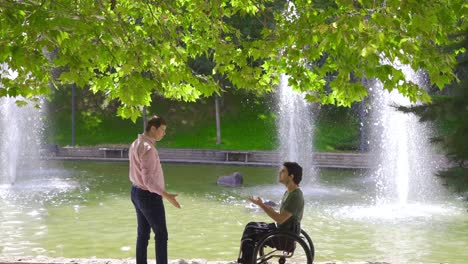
[248,196,264,207]
[163,192,181,208]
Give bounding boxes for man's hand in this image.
[248,195,291,224]
[248,196,264,207]
[163,192,181,208]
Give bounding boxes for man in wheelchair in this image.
[238,162,304,264]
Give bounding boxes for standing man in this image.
[129,115,181,264]
[237,162,304,264]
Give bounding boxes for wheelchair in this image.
[240,228,315,264]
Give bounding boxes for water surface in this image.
[0,161,466,263]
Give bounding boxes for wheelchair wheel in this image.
[300,229,315,262]
[252,231,313,264]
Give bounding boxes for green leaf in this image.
[15,100,28,107]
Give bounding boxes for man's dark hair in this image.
[145,115,166,132]
[283,162,303,185]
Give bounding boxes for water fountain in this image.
[368,63,444,206]
[0,64,46,185]
[276,74,317,181]
[274,1,317,179]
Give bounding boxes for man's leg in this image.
[131,186,151,264]
[239,222,275,264]
[150,198,168,264]
[137,191,168,264]
[239,239,255,264]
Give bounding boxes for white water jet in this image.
[277,74,317,181]
[368,63,443,205]
[0,64,46,185]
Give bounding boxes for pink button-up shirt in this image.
[129,134,165,195]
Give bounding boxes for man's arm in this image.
[248,196,292,224]
[141,146,181,209]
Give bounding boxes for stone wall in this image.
[49,147,375,169]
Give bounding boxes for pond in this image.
[1,161,467,263]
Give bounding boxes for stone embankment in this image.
[0,256,392,264]
[46,145,381,169]
[45,145,449,169]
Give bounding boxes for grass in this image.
[314,105,361,152]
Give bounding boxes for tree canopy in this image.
[0,0,466,120]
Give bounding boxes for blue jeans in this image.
[131,186,168,264]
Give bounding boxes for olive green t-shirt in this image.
[278,188,304,231]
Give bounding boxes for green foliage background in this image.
[46,89,359,151]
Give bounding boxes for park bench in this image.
[222,151,251,162]
[98,147,128,158]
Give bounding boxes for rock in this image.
[216,172,243,187]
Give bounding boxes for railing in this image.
[221,151,251,162]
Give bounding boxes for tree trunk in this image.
[142,106,147,132]
[215,94,221,145]
[71,83,76,146]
